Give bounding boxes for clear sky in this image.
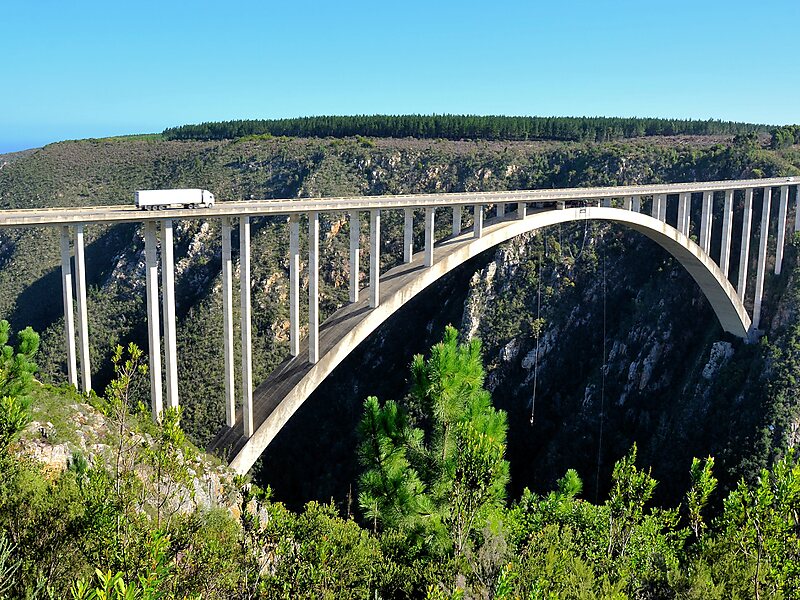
[2,0,798,153]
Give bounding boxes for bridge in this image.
[1,177,797,473]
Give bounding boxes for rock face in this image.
[702,342,735,380]
[457,221,800,503]
[15,396,238,516]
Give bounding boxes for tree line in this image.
[162,114,769,143]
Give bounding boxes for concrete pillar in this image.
[349,211,359,302]
[720,190,734,278]
[601,197,612,208]
[144,221,163,421]
[288,215,300,357]
[240,217,253,437]
[677,193,691,235]
[699,192,713,254]
[59,227,78,388]
[496,202,505,218]
[452,205,462,236]
[651,194,666,222]
[775,186,789,275]
[632,196,641,213]
[517,202,527,219]
[473,204,483,238]
[623,196,632,211]
[403,208,413,263]
[425,207,435,267]
[73,224,91,393]
[160,220,178,410]
[795,185,800,232]
[308,212,319,364]
[737,189,753,298]
[221,218,235,425]
[370,210,380,308]
[753,188,772,331]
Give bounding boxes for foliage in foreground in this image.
[0,323,799,598]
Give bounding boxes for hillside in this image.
[0,133,799,511]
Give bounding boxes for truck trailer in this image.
[135,189,215,210]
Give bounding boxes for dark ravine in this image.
[0,135,798,510]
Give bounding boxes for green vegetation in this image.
[162,114,769,143]
[770,125,800,149]
[1,324,800,598]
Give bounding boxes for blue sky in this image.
[1,0,798,153]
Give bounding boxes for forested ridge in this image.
[1,132,800,596]
[161,114,770,143]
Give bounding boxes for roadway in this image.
[0,177,795,228]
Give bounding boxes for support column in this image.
[452,205,461,236]
[632,196,641,213]
[221,218,235,425]
[517,202,527,219]
[349,211,360,302]
[288,216,300,357]
[403,208,413,263]
[737,189,753,298]
[677,193,690,235]
[623,196,632,211]
[496,203,505,218]
[720,190,734,277]
[651,194,666,222]
[161,219,178,410]
[676,193,687,235]
[308,212,319,364]
[753,188,772,331]
[425,207,435,267]
[59,227,78,388]
[699,192,713,254]
[369,210,380,308]
[775,186,789,275]
[240,217,253,437]
[601,197,612,208]
[795,185,800,232]
[144,221,163,421]
[73,224,91,393]
[473,204,483,238]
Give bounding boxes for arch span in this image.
[214,206,749,473]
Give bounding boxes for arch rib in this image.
[214,206,749,473]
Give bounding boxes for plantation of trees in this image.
[161,114,769,143]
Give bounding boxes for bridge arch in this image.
[220,205,749,473]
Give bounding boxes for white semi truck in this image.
[135,189,215,210]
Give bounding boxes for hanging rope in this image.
[594,231,607,502]
[530,249,542,425]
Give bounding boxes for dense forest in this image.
[161,114,769,143]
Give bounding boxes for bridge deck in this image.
[206,215,509,461]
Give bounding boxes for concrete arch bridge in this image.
[0,177,797,473]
